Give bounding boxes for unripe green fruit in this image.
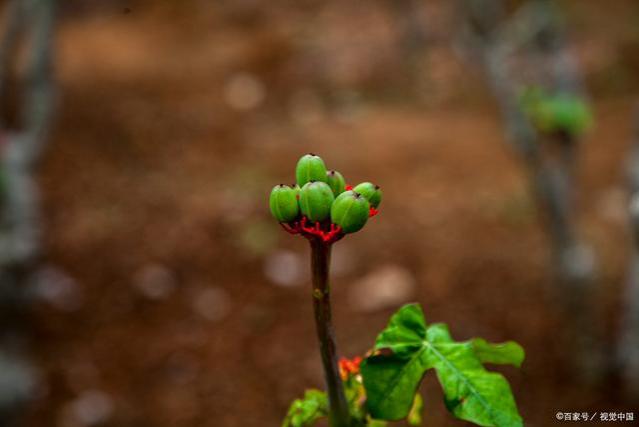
[331,190,370,233]
[299,181,334,222]
[296,154,328,186]
[353,182,382,208]
[326,170,346,197]
[269,184,300,223]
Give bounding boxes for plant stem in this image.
[309,237,351,427]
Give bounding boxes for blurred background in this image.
[1,0,639,426]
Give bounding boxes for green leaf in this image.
[541,94,592,136]
[361,304,523,427]
[374,303,429,357]
[471,338,525,368]
[521,87,593,136]
[282,389,328,427]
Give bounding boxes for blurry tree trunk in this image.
[0,0,57,423]
[461,0,601,379]
[618,109,639,399]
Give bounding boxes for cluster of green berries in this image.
[269,154,382,239]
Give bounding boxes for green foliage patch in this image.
[362,304,524,427]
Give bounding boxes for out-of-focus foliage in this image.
[282,390,328,427]
[520,87,593,137]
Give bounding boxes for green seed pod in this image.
[299,181,334,222]
[296,153,328,186]
[353,182,382,208]
[331,190,370,233]
[269,184,300,223]
[326,170,346,197]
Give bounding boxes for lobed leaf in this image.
[361,304,524,427]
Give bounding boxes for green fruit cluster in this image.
[269,154,382,234]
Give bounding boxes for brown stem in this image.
[309,237,350,427]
